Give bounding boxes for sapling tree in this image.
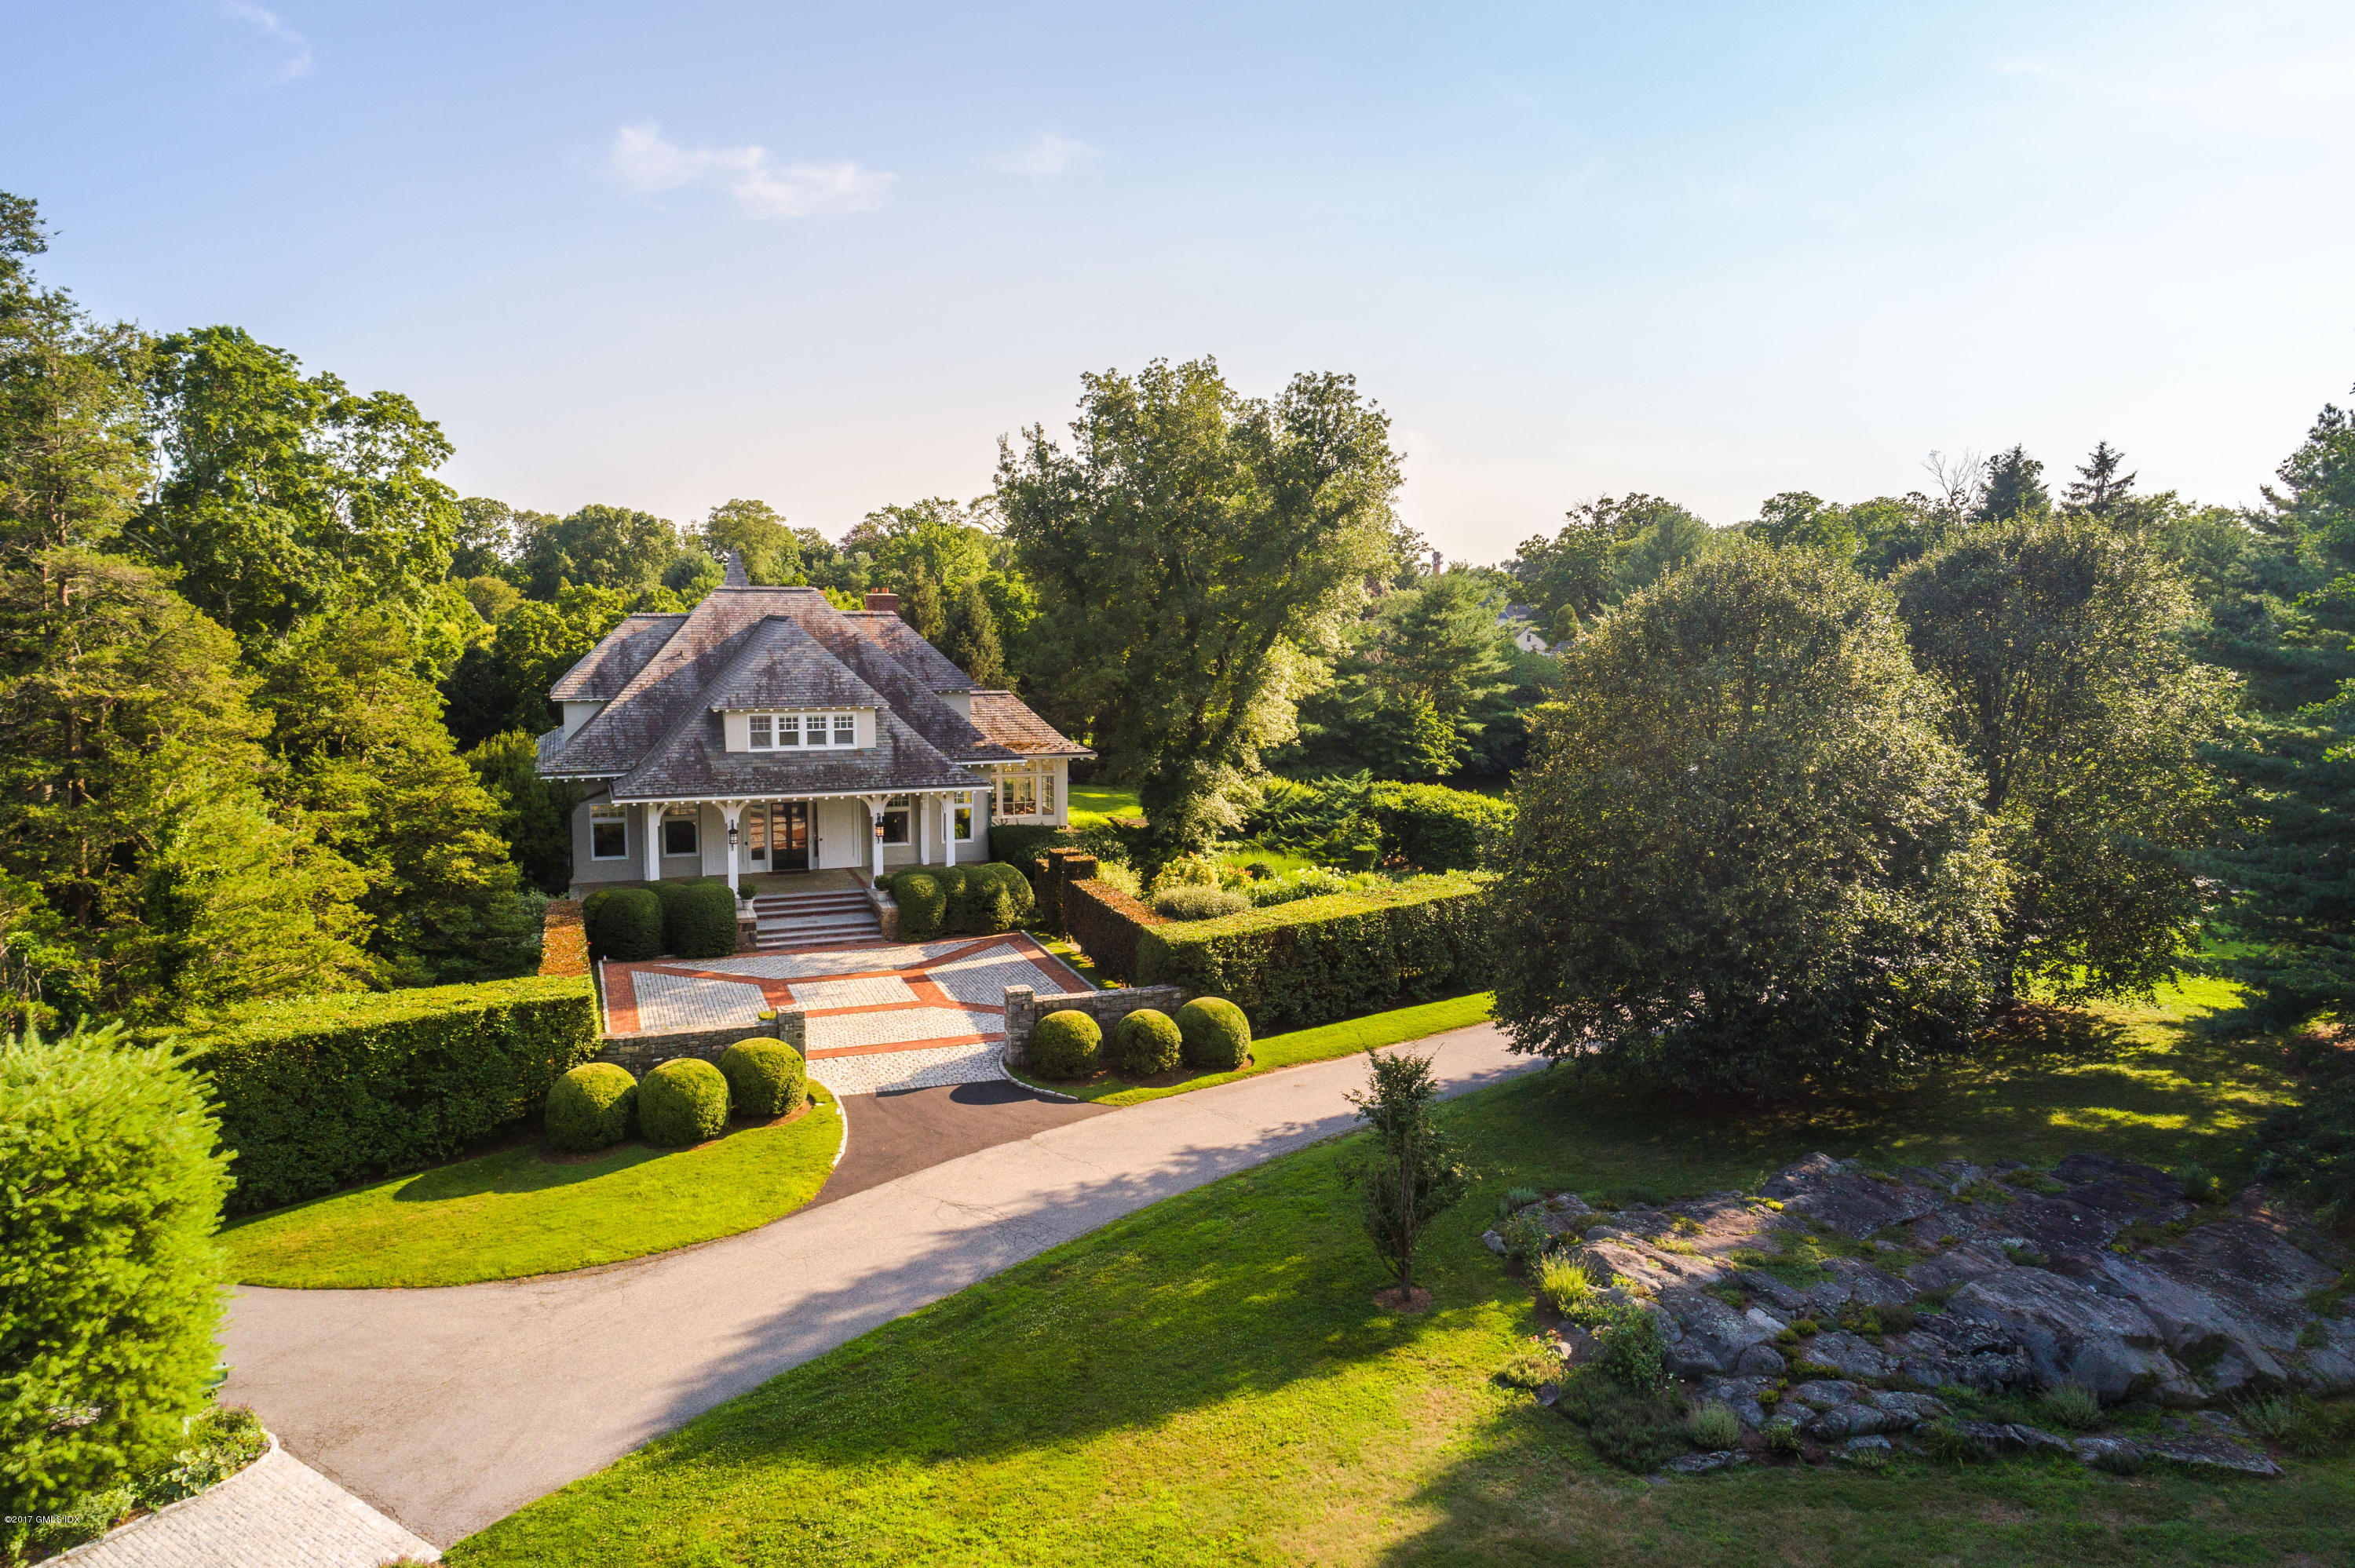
[1342,1048,1472,1299]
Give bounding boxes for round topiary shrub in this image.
[717,1038,807,1119]
[1028,1009,1102,1079]
[639,1057,730,1147]
[545,1062,637,1151]
[1177,997,1251,1070]
[1151,884,1249,921]
[1112,1008,1183,1075]
[665,879,740,959]
[589,887,664,960]
[891,871,946,939]
[986,862,1036,925]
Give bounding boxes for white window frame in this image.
[881,794,911,845]
[999,771,1037,816]
[952,801,975,841]
[589,803,628,861]
[661,806,700,858]
[744,711,864,750]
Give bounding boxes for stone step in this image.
[750,894,873,913]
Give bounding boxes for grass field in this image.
[1065,782,1141,826]
[1010,992,1499,1107]
[447,975,2351,1566]
[221,1087,844,1288]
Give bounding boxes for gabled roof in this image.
[535,582,1088,800]
[969,691,1089,757]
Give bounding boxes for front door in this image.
[772,801,811,871]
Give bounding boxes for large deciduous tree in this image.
[1492,546,2002,1095]
[697,498,801,585]
[1894,518,2231,1004]
[130,326,460,644]
[515,503,683,600]
[1000,359,1402,857]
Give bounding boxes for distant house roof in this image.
[968,691,1089,757]
[536,585,1089,800]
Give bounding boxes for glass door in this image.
[775,801,810,870]
[745,803,769,870]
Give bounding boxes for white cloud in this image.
[988,133,1101,177]
[610,122,893,219]
[224,1,312,82]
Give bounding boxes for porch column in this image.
[919,792,933,866]
[945,790,963,866]
[860,793,891,884]
[641,802,662,882]
[719,800,747,899]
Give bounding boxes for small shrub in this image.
[2003,1242,2050,1268]
[1505,1185,1541,1210]
[1029,1009,1103,1079]
[590,886,664,959]
[1791,1317,1820,1336]
[890,870,947,939]
[1152,884,1250,921]
[1243,860,1275,880]
[2236,1395,2301,1444]
[1762,1419,1804,1457]
[1111,1008,1183,1076]
[1498,1339,1563,1391]
[1879,1304,1917,1334]
[2175,1162,2225,1205]
[1687,1402,1742,1450]
[1096,861,1144,897]
[1583,1387,1689,1473]
[1176,997,1251,1070]
[639,1058,730,1147]
[545,1063,637,1151]
[133,1403,268,1511]
[1148,855,1221,894]
[1499,1209,1548,1270]
[1538,1253,1599,1318]
[2042,1382,2103,1431]
[717,1039,806,1119]
[1595,1304,1670,1393]
[1922,1418,1992,1464]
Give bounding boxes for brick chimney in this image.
[864,590,900,614]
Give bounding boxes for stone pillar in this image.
[1002,985,1035,1065]
[641,801,662,882]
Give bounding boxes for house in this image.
[534,555,1090,897]
[1495,605,1552,656]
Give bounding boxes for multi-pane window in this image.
[590,804,627,860]
[882,795,911,844]
[746,712,860,749]
[999,773,1036,815]
[662,808,699,857]
[953,803,974,841]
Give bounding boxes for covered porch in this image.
[581,786,989,899]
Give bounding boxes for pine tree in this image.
[1973,445,2050,522]
[2063,441,2138,519]
[1342,1048,1472,1299]
[900,563,947,645]
[940,578,1006,687]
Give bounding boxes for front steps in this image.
[750,888,882,949]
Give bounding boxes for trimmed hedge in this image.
[719,1038,807,1119]
[1064,878,1166,983]
[546,1063,637,1152]
[1137,876,1491,1030]
[2,1022,231,1523]
[1030,1009,1102,1079]
[1112,1008,1183,1075]
[588,887,663,960]
[641,1057,730,1146]
[1177,997,1251,1070]
[655,878,739,958]
[991,824,1072,884]
[1368,782,1515,872]
[182,975,601,1213]
[891,865,1033,939]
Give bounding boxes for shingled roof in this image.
[535,584,1087,800]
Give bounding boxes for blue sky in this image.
[10,1,2354,563]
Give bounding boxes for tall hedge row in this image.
[1065,878,1166,983]
[1368,782,1515,872]
[181,975,601,1213]
[1135,876,1490,1029]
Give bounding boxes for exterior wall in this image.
[938,691,972,719]
[593,1006,807,1074]
[699,802,729,878]
[571,797,639,888]
[560,701,606,742]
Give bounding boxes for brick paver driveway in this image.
[599,935,1092,1094]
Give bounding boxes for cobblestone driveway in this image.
[600,935,1091,1095]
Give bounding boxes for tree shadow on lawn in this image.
[385,1116,810,1205]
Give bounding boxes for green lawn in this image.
[448,977,2345,1566]
[1066,782,1141,826]
[1010,992,1499,1106]
[221,1087,845,1288]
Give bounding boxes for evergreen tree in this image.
[941,577,1006,686]
[256,610,541,983]
[2064,441,2138,520]
[1973,445,2050,522]
[466,729,582,896]
[899,562,947,644]
[1341,1048,1472,1299]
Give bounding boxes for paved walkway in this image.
[222,1023,1537,1548]
[603,934,1092,1095]
[55,1439,438,1567]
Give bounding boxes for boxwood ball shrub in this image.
[545,1062,637,1152]
[1112,1008,1184,1075]
[1177,997,1251,1070]
[589,887,664,960]
[639,1057,731,1147]
[665,879,740,959]
[718,1038,807,1119]
[2,1021,232,1528]
[1028,1009,1102,1079]
[890,870,947,939]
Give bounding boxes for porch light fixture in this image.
[728,820,740,848]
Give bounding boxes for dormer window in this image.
[743,710,864,749]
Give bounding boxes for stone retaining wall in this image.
[595,1007,808,1074]
[1001,983,1186,1067]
